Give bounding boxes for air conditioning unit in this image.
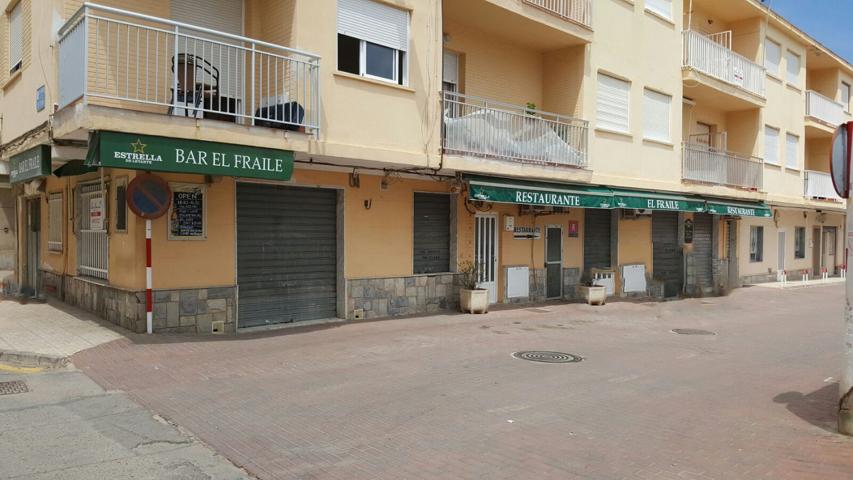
[635,209,653,216]
[622,209,653,220]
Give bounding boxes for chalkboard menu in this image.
[169,184,206,240]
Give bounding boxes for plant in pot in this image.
[459,260,489,314]
[576,272,606,306]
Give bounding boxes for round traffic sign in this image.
[126,173,172,219]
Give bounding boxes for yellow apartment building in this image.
[0,0,848,333]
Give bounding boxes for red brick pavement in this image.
[73,286,853,479]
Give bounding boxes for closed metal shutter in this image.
[692,213,713,291]
[653,211,682,298]
[413,193,450,274]
[237,184,338,328]
[584,209,611,271]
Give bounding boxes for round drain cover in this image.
[512,351,583,363]
[671,328,716,336]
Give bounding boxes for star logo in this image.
[130,139,147,154]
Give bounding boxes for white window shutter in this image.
[785,133,798,169]
[785,50,800,85]
[443,51,458,85]
[764,39,780,75]
[764,126,779,165]
[338,0,409,52]
[643,89,671,142]
[597,73,630,133]
[645,0,672,19]
[8,1,23,70]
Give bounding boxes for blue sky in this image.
[765,0,853,64]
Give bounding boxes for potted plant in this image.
[576,272,606,306]
[459,260,489,314]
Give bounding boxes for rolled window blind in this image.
[597,73,630,133]
[338,0,409,52]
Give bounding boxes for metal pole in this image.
[146,219,153,334]
[841,122,853,435]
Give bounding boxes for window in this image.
[785,50,800,86]
[750,226,764,262]
[764,38,781,76]
[597,73,630,134]
[442,51,459,93]
[337,0,409,85]
[643,89,671,142]
[764,125,780,165]
[795,227,806,259]
[8,0,23,74]
[645,0,672,19]
[413,193,451,274]
[842,81,851,113]
[77,182,109,280]
[47,192,63,252]
[115,178,128,233]
[785,133,799,169]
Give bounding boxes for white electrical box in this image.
[622,264,647,294]
[506,266,529,298]
[504,215,515,231]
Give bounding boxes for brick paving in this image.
[73,286,853,479]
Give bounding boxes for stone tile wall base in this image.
[348,274,461,320]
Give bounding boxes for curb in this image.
[0,350,69,369]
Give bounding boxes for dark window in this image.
[365,42,395,80]
[795,227,805,259]
[397,51,405,85]
[116,183,128,232]
[337,34,360,75]
[750,226,764,262]
[413,193,451,274]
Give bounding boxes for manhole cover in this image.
[512,351,583,363]
[671,328,716,336]
[0,380,28,396]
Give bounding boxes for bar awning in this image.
[705,198,772,217]
[53,160,97,178]
[610,189,706,213]
[466,175,613,209]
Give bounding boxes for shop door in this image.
[545,226,563,299]
[823,227,837,274]
[236,184,338,328]
[652,211,682,298]
[583,209,611,271]
[692,213,713,292]
[727,220,738,288]
[474,214,498,304]
[23,198,40,296]
[777,231,786,274]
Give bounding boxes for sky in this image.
[764,0,853,64]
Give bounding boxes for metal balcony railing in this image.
[442,91,589,168]
[58,3,320,132]
[682,30,765,98]
[804,170,842,201]
[805,90,845,126]
[522,0,592,28]
[682,143,763,190]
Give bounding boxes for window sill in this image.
[1,69,22,91]
[766,72,782,84]
[643,137,673,148]
[786,83,802,93]
[48,249,63,255]
[595,127,632,139]
[764,161,782,168]
[644,8,675,26]
[333,71,415,93]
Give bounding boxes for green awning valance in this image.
[610,189,706,213]
[466,175,613,209]
[53,160,97,178]
[705,199,772,217]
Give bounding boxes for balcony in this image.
[804,170,843,202]
[521,0,591,28]
[682,30,765,109]
[58,3,320,132]
[442,91,589,168]
[682,143,763,191]
[806,90,845,127]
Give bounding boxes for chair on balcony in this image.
[168,53,220,119]
[254,95,305,131]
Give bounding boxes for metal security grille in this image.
[413,193,450,274]
[77,182,109,280]
[48,193,63,252]
[692,213,713,291]
[652,211,682,298]
[584,209,611,271]
[236,184,338,328]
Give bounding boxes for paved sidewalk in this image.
[0,298,123,364]
[71,285,853,479]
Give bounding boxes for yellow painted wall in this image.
[543,45,585,118]
[618,215,652,274]
[807,68,839,99]
[805,137,830,172]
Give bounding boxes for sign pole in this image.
[145,219,153,335]
[841,123,853,434]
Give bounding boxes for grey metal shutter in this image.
[584,209,611,271]
[692,213,713,291]
[413,193,450,274]
[652,211,682,298]
[237,184,338,328]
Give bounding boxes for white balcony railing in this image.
[522,0,592,28]
[806,90,845,126]
[804,170,842,201]
[682,143,763,190]
[682,30,765,98]
[58,3,320,132]
[442,91,589,168]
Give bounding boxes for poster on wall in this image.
[169,184,206,240]
[89,197,105,231]
[568,220,579,238]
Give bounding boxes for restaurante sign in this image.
[10,145,51,184]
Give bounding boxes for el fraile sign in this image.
[9,145,51,184]
[87,131,294,181]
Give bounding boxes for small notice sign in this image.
[513,226,541,240]
[89,197,105,231]
[169,184,206,240]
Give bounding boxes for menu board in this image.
[169,184,205,239]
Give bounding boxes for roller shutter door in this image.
[237,184,338,328]
[413,193,450,274]
[584,209,611,270]
[652,211,682,298]
[692,213,713,291]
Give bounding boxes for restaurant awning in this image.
[466,175,613,209]
[610,189,706,213]
[704,198,772,217]
[53,160,97,178]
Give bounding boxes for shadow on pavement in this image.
[773,383,840,434]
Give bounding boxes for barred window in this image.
[48,192,63,252]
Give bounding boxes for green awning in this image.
[704,199,772,217]
[611,189,706,213]
[53,160,97,178]
[466,175,613,209]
